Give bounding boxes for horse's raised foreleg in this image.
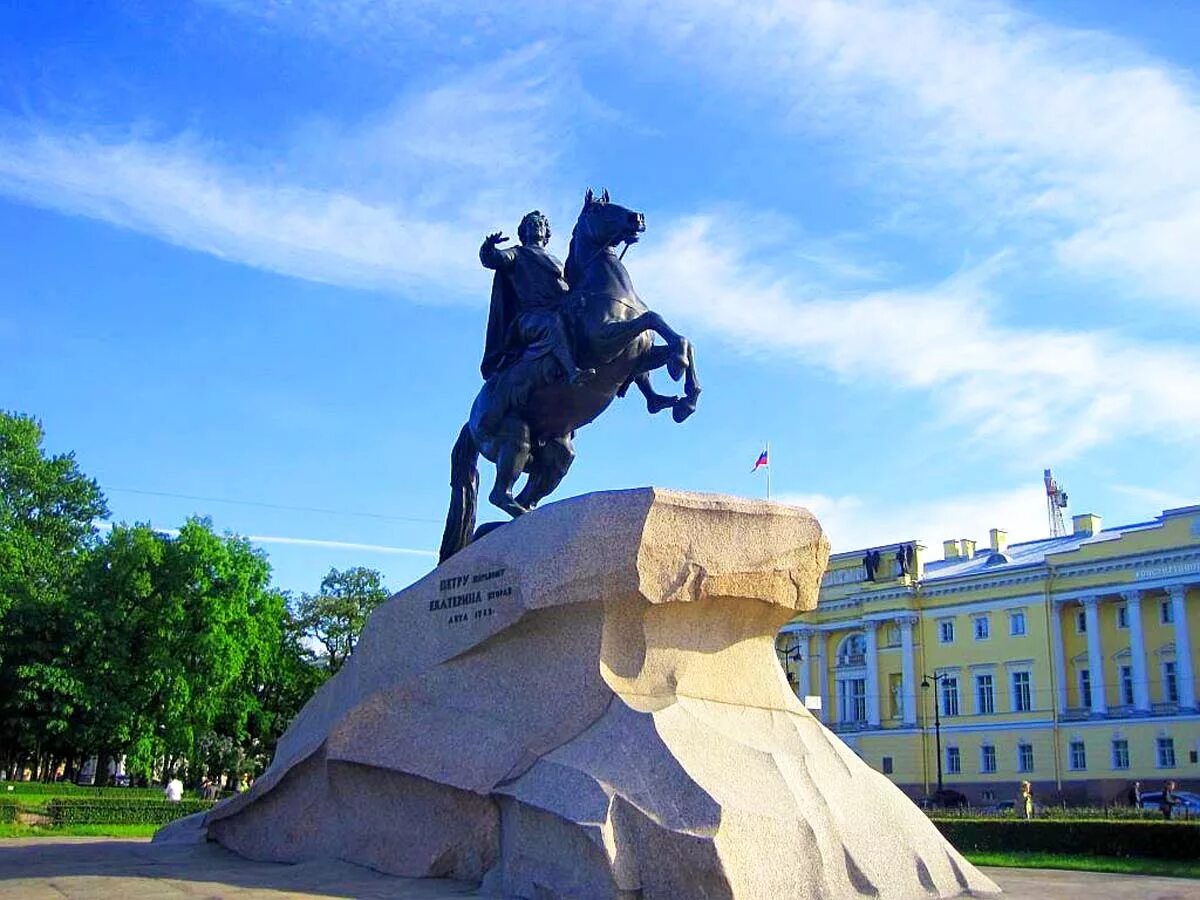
[616,344,680,414]
[672,341,702,423]
[488,415,532,518]
[633,311,691,382]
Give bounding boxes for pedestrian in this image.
[201,777,218,802]
[163,773,183,803]
[1018,781,1033,820]
[1127,780,1142,808]
[1160,780,1182,820]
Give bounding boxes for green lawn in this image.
[0,822,160,838]
[966,851,1200,879]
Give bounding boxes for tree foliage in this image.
[297,566,390,673]
[0,411,364,787]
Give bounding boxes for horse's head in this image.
[575,188,645,249]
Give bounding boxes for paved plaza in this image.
[0,838,1198,899]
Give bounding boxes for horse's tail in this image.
[438,423,479,564]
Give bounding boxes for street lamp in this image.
[921,673,945,795]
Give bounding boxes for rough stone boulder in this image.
[199,488,999,898]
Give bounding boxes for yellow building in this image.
[778,505,1200,804]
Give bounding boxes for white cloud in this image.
[633,215,1200,455]
[780,484,1049,554]
[618,0,1200,308]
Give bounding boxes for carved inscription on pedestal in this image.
[430,566,514,625]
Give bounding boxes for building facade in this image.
[777,506,1200,804]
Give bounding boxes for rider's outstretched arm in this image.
[480,233,517,271]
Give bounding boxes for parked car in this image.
[983,800,1014,814]
[1140,790,1200,814]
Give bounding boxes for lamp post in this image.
[921,673,944,795]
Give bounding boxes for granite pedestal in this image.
[168,488,999,898]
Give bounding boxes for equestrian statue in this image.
[439,189,701,562]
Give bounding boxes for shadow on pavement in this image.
[0,837,478,899]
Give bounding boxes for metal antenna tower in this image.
[1044,469,1068,537]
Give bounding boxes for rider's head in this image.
[518,210,551,247]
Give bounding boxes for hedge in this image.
[45,798,213,826]
[1,781,172,799]
[933,818,1200,861]
[0,799,18,823]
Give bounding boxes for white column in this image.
[1169,585,1196,709]
[816,632,830,723]
[863,620,881,727]
[1082,596,1107,715]
[1050,600,1068,715]
[899,615,918,726]
[796,630,812,701]
[1122,590,1151,712]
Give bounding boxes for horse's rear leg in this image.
[516,436,574,510]
[488,417,532,518]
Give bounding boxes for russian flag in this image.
[751,448,769,472]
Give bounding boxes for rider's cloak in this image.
[481,269,517,380]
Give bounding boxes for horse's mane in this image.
[565,215,587,288]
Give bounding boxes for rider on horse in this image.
[480,210,595,389]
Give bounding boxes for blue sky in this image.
[4,0,1200,595]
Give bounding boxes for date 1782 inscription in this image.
[429,567,513,625]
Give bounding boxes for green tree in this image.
[0,412,106,778]
[297,567,390,673]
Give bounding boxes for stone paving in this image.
[1,838,1198,899]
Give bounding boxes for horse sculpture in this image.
[438,190,701,562]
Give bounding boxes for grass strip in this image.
[0,822,160,838]
[966,851,1200,879]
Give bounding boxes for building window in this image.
[837,633,867,667]
[973,616,990,640]
[1112,739,1130,770]
[885,625,901,647]
[882,756,893,775]
[939,620,955,643]
[1079,668,1092,708]
[1164,661,1179,704]
[1017,742,1034,773]
[946,746,961,775]
[976,673,995,715]
[1116,604,1129,629]
[1157,737,1176,768]
[941,676,960,717]
[841,678,867,723]
[1076,609,1087,633]
[1012,671,1032,712]
[1069,740,1087,771]
[981,744,997,773]
[1161,599,1174,624]
[1009,611,1027,636]
[1120,665,1134,707]
[981,789,996,802]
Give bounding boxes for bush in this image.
[0,799,18,823]
[933,818,1200,861]
[45,798,213,826]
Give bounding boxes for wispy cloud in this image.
[634,215,1200,456]
[95,521,436,557]
[0,45,581,301]
[781,484,1049,553]
[246,535,436,557]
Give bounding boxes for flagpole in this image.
[766,441,771,501]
